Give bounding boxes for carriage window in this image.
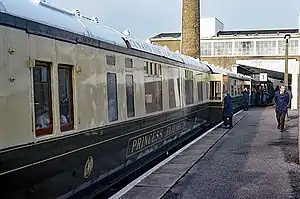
[158,64,162,75]
[154,63,158,76]
[206,82,210,100]
[58,65,74,132]
[234,80,237,95]
[210,81,221,100]
[106,55,116,66]
[145,75,163,114]
[126,75,135,117]
[185,70,194,105]
[149,63,153,75]
[197,82,203,102]
[144,61,148,74]
[125,58,133,68]
[107,73,118,121]
[168,67,181,109]
[33,61,53,136]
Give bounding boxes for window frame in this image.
[33,61,53,136]
[125,74,135,118]
[58,64,75,132]
[107,72,119,122]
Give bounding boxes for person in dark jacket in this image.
[274,85,289,132]
[223,91,233,128]
[241,88,250,111]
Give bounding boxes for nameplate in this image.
[126,120,187,157]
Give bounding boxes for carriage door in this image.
[195,72,209,103]
[209,74,222,101]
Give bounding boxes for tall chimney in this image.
[181,0,200,59]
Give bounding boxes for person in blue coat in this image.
[223,90,233,128]
[242,88,250,111]
[274,85,290,132]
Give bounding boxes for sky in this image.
[48,0,300,40]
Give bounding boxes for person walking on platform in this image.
[274,85,289,132]
[223,90,233,128]
[242,88,250,111]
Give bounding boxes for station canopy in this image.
[235,64,292,81]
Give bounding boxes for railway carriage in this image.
[0,1,217,198]
[0,1,257,198]
[203,63,249,122]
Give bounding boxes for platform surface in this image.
[162,107,300,199]
[116,107,300,199]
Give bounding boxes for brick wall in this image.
[181,0,200,58]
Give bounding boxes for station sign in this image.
[259,73,267,81]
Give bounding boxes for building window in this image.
[58,65,74,132]
[213,42,233,56]
[256,40,276,55]
[200,42,212,56]
[126,74,135,117]
[107,73,118,121]
[234,41,254,55]
[278,40,298,55]
[33,61,53,136]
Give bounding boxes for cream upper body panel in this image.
[0,27,32,149]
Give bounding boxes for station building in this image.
[149,17,300,110]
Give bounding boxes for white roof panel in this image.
[0,0,127,47]
[205,63,228,75]
[77,17,127,47]
[182,57,210,72]
[0,0,89,36]
[124,36,184,62]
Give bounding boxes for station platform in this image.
[114,107,300,199]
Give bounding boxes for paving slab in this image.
[152,164,191,175]
[167,155,200,165]
[137,173,182,188]
[119,186,168,199]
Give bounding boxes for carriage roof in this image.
[203,62,251,80]
[0,0,211,72]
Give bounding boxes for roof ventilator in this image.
[123,30,131,36]
[72,9,81,17]
[91,17,99,23]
